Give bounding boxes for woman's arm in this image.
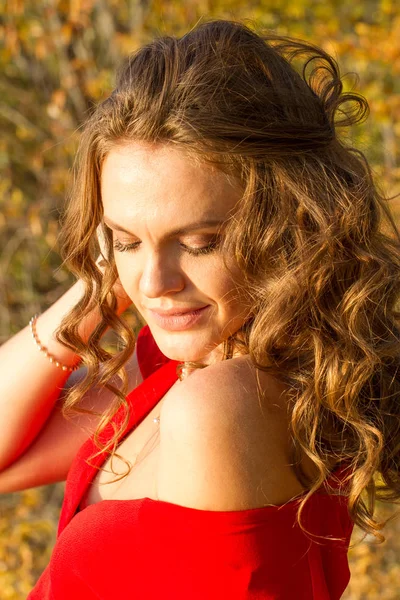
[0,341,142,493]
[0,263,133,476]
[0,278,101,473]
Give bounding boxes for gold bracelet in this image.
[29,314,82,372]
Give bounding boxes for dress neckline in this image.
[78,472,350,523]
[58,357,179,536]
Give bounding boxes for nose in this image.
[138,251,185,298]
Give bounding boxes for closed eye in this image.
[112,238,220,256]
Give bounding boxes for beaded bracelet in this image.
[29,314,82,372]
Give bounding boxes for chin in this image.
[151,333,216,364]
[148,316,230,353]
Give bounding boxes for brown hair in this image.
[55,18,400,545]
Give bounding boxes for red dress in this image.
[28,325,353,599]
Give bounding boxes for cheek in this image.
[113,255,126,278]
[206,266,244,307]
[215,266,252,313]
[113,258,139,292]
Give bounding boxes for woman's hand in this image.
[96,224,133,315]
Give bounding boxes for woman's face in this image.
[101,141,251,365]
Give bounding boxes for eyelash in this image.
[112,238,219,256]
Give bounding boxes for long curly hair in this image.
[55,18,400,546]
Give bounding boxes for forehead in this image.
[100,142,242,224]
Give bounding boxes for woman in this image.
[1,18,399,599]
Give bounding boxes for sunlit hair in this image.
[55,18,400,546]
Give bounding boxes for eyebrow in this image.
[102,216,226,238]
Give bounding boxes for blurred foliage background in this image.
[1,0,400,598]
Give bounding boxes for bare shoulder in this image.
[162,354,289,423]
[157,356,306,511]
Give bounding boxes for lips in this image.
[148,305,211,331]
[149,306,208,316]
